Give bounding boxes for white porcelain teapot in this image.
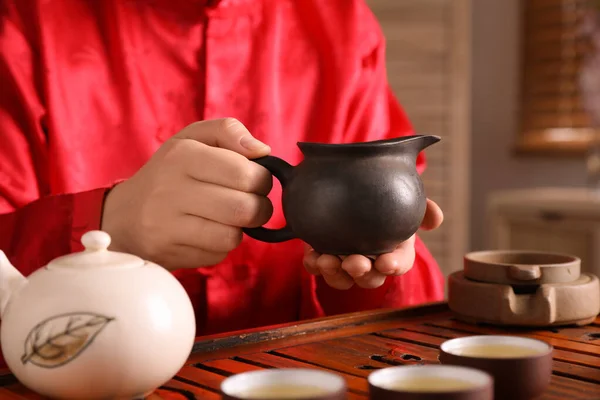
[0,230,196,399]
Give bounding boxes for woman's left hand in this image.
[302,198,444,289]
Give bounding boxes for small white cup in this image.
[439,335,552,359]
[220,368,347,400]
[368,365,493,399]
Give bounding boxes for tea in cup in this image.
[439,335,553,400]
[368,365,493,400]
[220,368,347,400]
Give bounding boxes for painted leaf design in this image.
[21,312,115,368]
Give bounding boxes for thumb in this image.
[175,118,271,158]
[420,198,444,231]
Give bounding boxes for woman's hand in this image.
[101,118,274,270]
[302,198,443,289]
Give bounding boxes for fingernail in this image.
[240,135,269,151]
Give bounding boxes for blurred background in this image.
[367,0,600,281]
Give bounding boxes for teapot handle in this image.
[242,156,297,243]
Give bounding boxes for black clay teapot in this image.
[243,135,440,255]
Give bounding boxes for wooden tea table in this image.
[0,302,598,399]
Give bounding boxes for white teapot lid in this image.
[47,231,144,270]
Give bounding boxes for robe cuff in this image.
[70,182,122,253]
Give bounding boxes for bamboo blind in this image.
[517,0,599,154]
[366,0,471,277]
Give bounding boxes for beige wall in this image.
[470,0,589,251]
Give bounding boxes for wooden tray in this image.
[0,302,598,399]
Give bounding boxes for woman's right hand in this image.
[101,118,274,270]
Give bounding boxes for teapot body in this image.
[242,135,440,255]
[283,153,426,255]
[0,262,195,400]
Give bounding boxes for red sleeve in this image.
[0,1,108,275]
[313,1,444,315]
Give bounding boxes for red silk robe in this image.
[0,0,444,353]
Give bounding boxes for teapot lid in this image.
[463,250,581,285]
[47,231,144,270]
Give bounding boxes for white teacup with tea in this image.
[220,368,347,400]
[368,365,493,399]
[440,335,551,359]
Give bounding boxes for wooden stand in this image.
[448,271,600,328]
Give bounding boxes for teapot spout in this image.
[0,251,27,317]
[406,135,441,154]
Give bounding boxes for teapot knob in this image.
[81,230,111,252]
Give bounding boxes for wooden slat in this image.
[553,359,600,383]
[271,342,390,377]
[186,320,423,365]
[525,96,585,113]
[418,228,448,244]
[200,358,264,375]
[368,0,449,21]
[341,335,439,364]
[155,380,221,400]
[547,375,600,400]
[380,326,600,371]
[525,26,579,43]
[529,0,585,11]
[524,79,579,96]
[0,388,29,400]
[418,239,446,257]
[372,330,600,385]
[0,385,43,400]
[393,87,446,116]
[421,162,448,181]
[419,179,447,194]
[0,382,213,400]
[421,146,447,164]
[186,304,451,364]
[381,23,447,54]
[527,41,590,62]
[528,326,600,346]
[385,58,446,77]
[418,245,447,264]
[176,366,226,392]
[409,117,448,138]
[388,72,446,90]
[234,353,370,394]
[523,112,592,129]
[528,6,581,26]
[525,60,582,78]
[430,319,600,356]
[388,324,600,369]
